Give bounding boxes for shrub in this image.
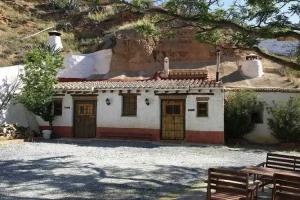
[119,18,161,39]
[49,0,79,11]
[88,6,116,22]
[225,90,261,140]
[268,97,300,142]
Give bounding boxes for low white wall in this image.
[3,103,39,132]
[186,90,224,132]
[0,65,40,132]
[244,92,299,144]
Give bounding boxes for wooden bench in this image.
[257,153,300,190]
[207,168,259,200]
[272,173,300,200]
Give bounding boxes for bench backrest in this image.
[266,153,300,172]
[207,168,249,198]
[273,173,300,200]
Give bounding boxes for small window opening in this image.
[197,101,208,117]
[53,99,62,116]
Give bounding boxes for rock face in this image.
[109,29,218,77]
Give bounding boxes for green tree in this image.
[18,45,63,130]
[268,97,300,142]
[225,90,261,140]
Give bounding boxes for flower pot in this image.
[42,130,52,139]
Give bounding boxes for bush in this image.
[268,97,300,143]
[49,0,79,11]
[119,18,161,39]
[88,6,116,22]
[225,90,261,140]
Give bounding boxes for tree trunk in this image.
[49,120,53,131]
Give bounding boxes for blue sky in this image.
[155,0,299,24]
[220,0,299,24]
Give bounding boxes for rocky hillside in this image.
[0,0,225,68]
[0,0,107,66]
[0,0,299,86]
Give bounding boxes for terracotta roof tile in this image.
[56,79,222,91]
[224,87,300,93]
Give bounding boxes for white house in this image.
[37,68,225,144]
[2,31,299,144]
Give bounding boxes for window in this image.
[53,99,62,116]
[166,105,181,114]
[122,94,137,116]
[197,101,208,117]
[77,104,94,116]
[252,104,264,124]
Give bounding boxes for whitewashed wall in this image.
[186,90,224,132]
[36,94,73,127]
[0,65,40,132]
[42,89,224,133]
[243,92,299,144]
[97,90,160,129]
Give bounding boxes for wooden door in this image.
[74,100,96,138]
[161,100,185,140]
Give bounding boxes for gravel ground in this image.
[0,139,298,200]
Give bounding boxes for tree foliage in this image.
[131,0,152,10]
[225,91,262,140]
[18,45,63,128]
[268,97,300,142]
[0,76,20,115]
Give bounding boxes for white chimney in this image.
[164,57,169,75]
[48,31,63,51]
[241,54,264,78]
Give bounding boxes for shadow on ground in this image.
[221,70,246,83]
[32,138,278,153]
[0,156,205,199]
[31,138,223,149]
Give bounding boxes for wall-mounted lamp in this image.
[145,98,150,106]
[105,98,111,106]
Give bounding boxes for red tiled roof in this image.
[225,87,300,93]
[155,69,209,80]
[56,79,222,91]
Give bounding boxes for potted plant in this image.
[36,103,56,139]
[18,45,63,139]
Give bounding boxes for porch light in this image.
[145,98,150,106]
[105,98,111,105]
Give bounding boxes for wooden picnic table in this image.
[241,166,300,178]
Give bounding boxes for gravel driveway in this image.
[0,139,296,199]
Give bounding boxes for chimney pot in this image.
[164,57,169,75]
[48,31,63,51]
